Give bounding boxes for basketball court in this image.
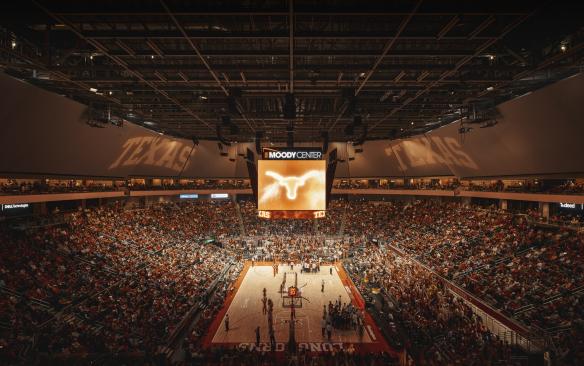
[206,263,393,354]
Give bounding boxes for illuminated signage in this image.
[258,210,326,219]
[313,210,326,219]
[258,210,271,218]
[263,148,322,160]
[211,193,229,199]
[560,202,583,210]
[2,203,30,210]
[179,194,199,199]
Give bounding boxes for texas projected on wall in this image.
[258,160,326,211]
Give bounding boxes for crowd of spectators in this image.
[346,244,523,365]
[238,200,315,236]
[332,178,584,195]
[222,235,352,264]
[333,199,584,364]
[0,180,122,195]
[184,347,397,366]
[2,196,584,364]
[0,201,240,364]
[0,179,251,196]
[129,180,250,191]
[317,199,346,235]
[4,177,583,198]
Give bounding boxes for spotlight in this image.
[11,40,16,49]
[560,44,567,52]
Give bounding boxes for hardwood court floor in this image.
[211,264,374,347]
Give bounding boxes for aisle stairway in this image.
[234,201,246,236]
[338,203,349,235]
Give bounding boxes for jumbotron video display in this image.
[258,159,326,211]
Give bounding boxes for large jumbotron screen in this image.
[257,160,326,211]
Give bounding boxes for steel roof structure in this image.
[0,0,582,143]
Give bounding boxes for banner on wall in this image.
[1,72,583,179]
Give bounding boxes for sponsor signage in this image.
[2,203,30,210]
[211,193,229,199]
[262,148,323,160]
[258,210,326,219]
[179,194,199,199]
[560,202,583,210]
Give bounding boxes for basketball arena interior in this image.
[0,1,583,365]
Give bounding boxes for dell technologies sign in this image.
[263,148,322,160]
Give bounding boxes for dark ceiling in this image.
[0,0,582,143]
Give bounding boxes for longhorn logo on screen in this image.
[264,170,322,200]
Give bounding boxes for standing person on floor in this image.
[326,322,333,341]
[321,316,327,337]
[255,326,261,346]
[270,329,276,351]
[225,314,230,332]
[321,279,325,292]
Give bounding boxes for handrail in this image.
[165,262,233,348]
[386,244,540,342]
